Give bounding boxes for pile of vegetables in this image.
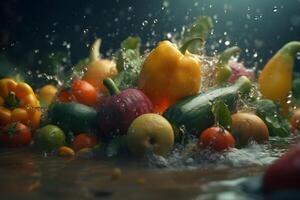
[1,16,300,163]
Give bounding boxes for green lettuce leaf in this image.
[211,99,232,130]
[182,16,214,53]
[114,36,143,89]
[255,99,290,137]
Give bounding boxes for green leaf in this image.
[106,136,128,157]
[114,36,143,89]
[121,37,141,51]
[182,16,214,53]
[65,131,75,145]
[211,99,232,129]
[255,99,291,137]
[70,58,89,79]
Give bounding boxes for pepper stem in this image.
[103,78,120,96]
[179,37,203,54]
[90,38,102,62]
[216,46,241,85]
[4,91,18,108]
[218,46,241,65]
[279,41,300,58]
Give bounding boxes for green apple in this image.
[127,113,174,156]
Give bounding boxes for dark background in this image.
[1,0,300,78]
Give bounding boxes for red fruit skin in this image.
[200,127,235,152]
[97,88,153,137]
[71,80,97,106]
[263,144,300,193]
[72,134,97,151]
[290,109,300,134]
[0,123,32,147]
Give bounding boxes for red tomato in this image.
[57,90,73,103]
[199,126,235,152]
[0,122,32,147]
[290,108,300,134]
[71,133,97,151]
[71,80,97,106]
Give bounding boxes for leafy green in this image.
[120,36,141,50]
[293,72,300,106]
[255,99,290,137]
[105,136,129,157]
[114,36,143,89]
[63,57,90,86]
[211,99,232,129]
[182,16,214,53]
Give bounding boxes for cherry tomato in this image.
[199,126,235,152]
[71,80,97,106]
[71,133,97,151]
[57,90,73,103]
[290,108,300,134]
[0,122,32,147]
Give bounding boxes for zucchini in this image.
[163,76,252,134]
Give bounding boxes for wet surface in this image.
[0,136,298,200]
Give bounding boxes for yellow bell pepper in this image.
[138,38,202,113]
[258,41,300,116]
[0,78,41,129]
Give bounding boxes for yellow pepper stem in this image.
[179,38,203,54]
[4,91,19,109]
[278,41,300,59]
[216,46,241,85]
[90,38,102,62]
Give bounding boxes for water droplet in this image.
[142,20,149,26]
[83,29,89,34]
[163,0,170,8]
[297,52,300,60]
[166,32,172,39]
[224,41,230,46]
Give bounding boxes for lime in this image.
[35,125,65,151]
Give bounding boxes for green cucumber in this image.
[48,102,97,135]
[163,76,252,135]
